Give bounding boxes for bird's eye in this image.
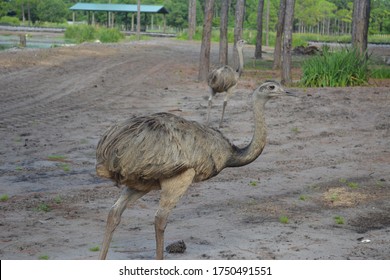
[269,85,275,90]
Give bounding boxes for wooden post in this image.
[19,34,27,48]
[72,12,75,23]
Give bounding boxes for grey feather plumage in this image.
[96,112,235,188]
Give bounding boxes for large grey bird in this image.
[207,39,245,128]
[96,81,290,260]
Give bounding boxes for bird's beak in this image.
[285,90,299,97]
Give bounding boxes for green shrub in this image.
[301,46,369,87]
[371,67,390,79]
[65,25,125,43]
[97,27,124,43]
[0,16,20,26]
[65,25,96,43]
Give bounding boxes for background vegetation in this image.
[0,0,389,35]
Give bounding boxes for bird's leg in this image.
[206,88,215,125]
[99,187,148,260]
[155,168,195,260]
[219,87,235,128]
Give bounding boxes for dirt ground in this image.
[0,37,389,260]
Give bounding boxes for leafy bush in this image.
[65,25,96,43]
[97,27,124,43]
[0,16,20,26]
[65,25,125,43]
[301,46,369,87]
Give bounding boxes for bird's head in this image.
[253,80,288,101]
[236,39,246,49]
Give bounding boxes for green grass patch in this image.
[54,195,62,204]
[249,180,258,187]
[38,255,49,260]
[299,195,307,201]
[301,46,369,87]
[96,27,124,43]
[59,163,70,172]
[334,216,345,225]
[65,25,124,43]
[89,246,100,252]
[370,67,390,79]
[279,215,289,224]
[36,203,51,212]
[47,155,67,161]
[347,182,359,189]
[0,194,9,202]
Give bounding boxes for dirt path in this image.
[0,38,389,260]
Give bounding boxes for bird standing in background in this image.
[207,39,246,128]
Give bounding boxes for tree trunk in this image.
[273,0,286,70]
[137,0,141,40]
[188,0,197,40]
[265,0,270,46]
[198,0,215,81]
[281,0,295,85]
[352,0,371,55]
[219,0,229,65]
[255,0,265,59]
[27,0,31,27]
[21,3,25,24]
[233,0,245,70]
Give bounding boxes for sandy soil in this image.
[0,37,389,260]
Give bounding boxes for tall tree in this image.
[255,0,265,59]
[352,0,370,54]
[281,0,295,85]
[273,0,286,70]
[137,0,141,40]
[188,0,197,40]
[233,0,245,70]
[219,0,229,65]
[198,0,214,81]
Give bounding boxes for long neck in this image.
[236,47,244,76]
[227,97,268,167]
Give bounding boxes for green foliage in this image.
[97,27,124,43]
[36,0,67,23]
[36,203,51,212]
[65,25,96,43]
[301,46,369,87]
[0,16,20,25]
[65,25,124,43]
[279,215,289,224]
[38,255,49,260]
[371,67,390,79]
[47,154,67,161]
[0,194,9,202]
[89,246,100,252]
[54,195,62,204]
[334,216,345,225]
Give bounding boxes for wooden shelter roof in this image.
[69,3,169,14]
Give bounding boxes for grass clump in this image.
[47,155,67,161]
[249,180,258,187]
[97,27,124,43]
[279,215,289,224]
[38,255,49,260]
[301,46,369,87]
[36,203,51,212]
[0,194,9,202]
[65,25,96,43]
[89,246,100,252]
[65,25,124,43]
[334,216,345,225]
